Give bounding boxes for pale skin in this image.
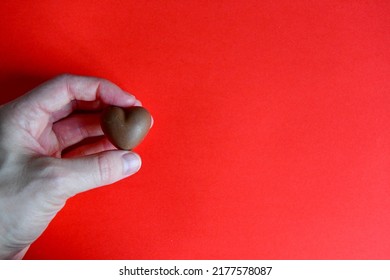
[0,74,146,259]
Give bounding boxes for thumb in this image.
[60,150,141,196]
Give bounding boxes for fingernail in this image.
[122,152,141,175]
[125,93,136,104]
[134,99,142,106]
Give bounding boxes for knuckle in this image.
[50,73,73,89]
[27,157,70,201]
[36,158,64,187]
[96,154,113,185]
[56,73,73,81]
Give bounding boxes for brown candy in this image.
[101,106,152,150]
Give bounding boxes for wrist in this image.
[0,245,30,260]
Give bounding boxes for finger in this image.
[73,100,103,111]
[58,150,141,196]
[16,74,137,123]
[63,137,116,158]
[53,113,103,150]
[70,99,143,116]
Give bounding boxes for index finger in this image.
[17,74,136,122]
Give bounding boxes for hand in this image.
[0,74,144,259]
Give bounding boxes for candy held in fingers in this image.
[101,106,152,150]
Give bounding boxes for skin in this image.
[0,74,145,259]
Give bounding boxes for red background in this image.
[1,1,390,259]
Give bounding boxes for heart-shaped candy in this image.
[101,106,152,150]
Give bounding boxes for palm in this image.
[13,104,104,158]
[28,122,62,157]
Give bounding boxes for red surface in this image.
[1,1,390,259]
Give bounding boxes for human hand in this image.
[0,74,145,259]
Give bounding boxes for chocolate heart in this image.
[101,106,152,150]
